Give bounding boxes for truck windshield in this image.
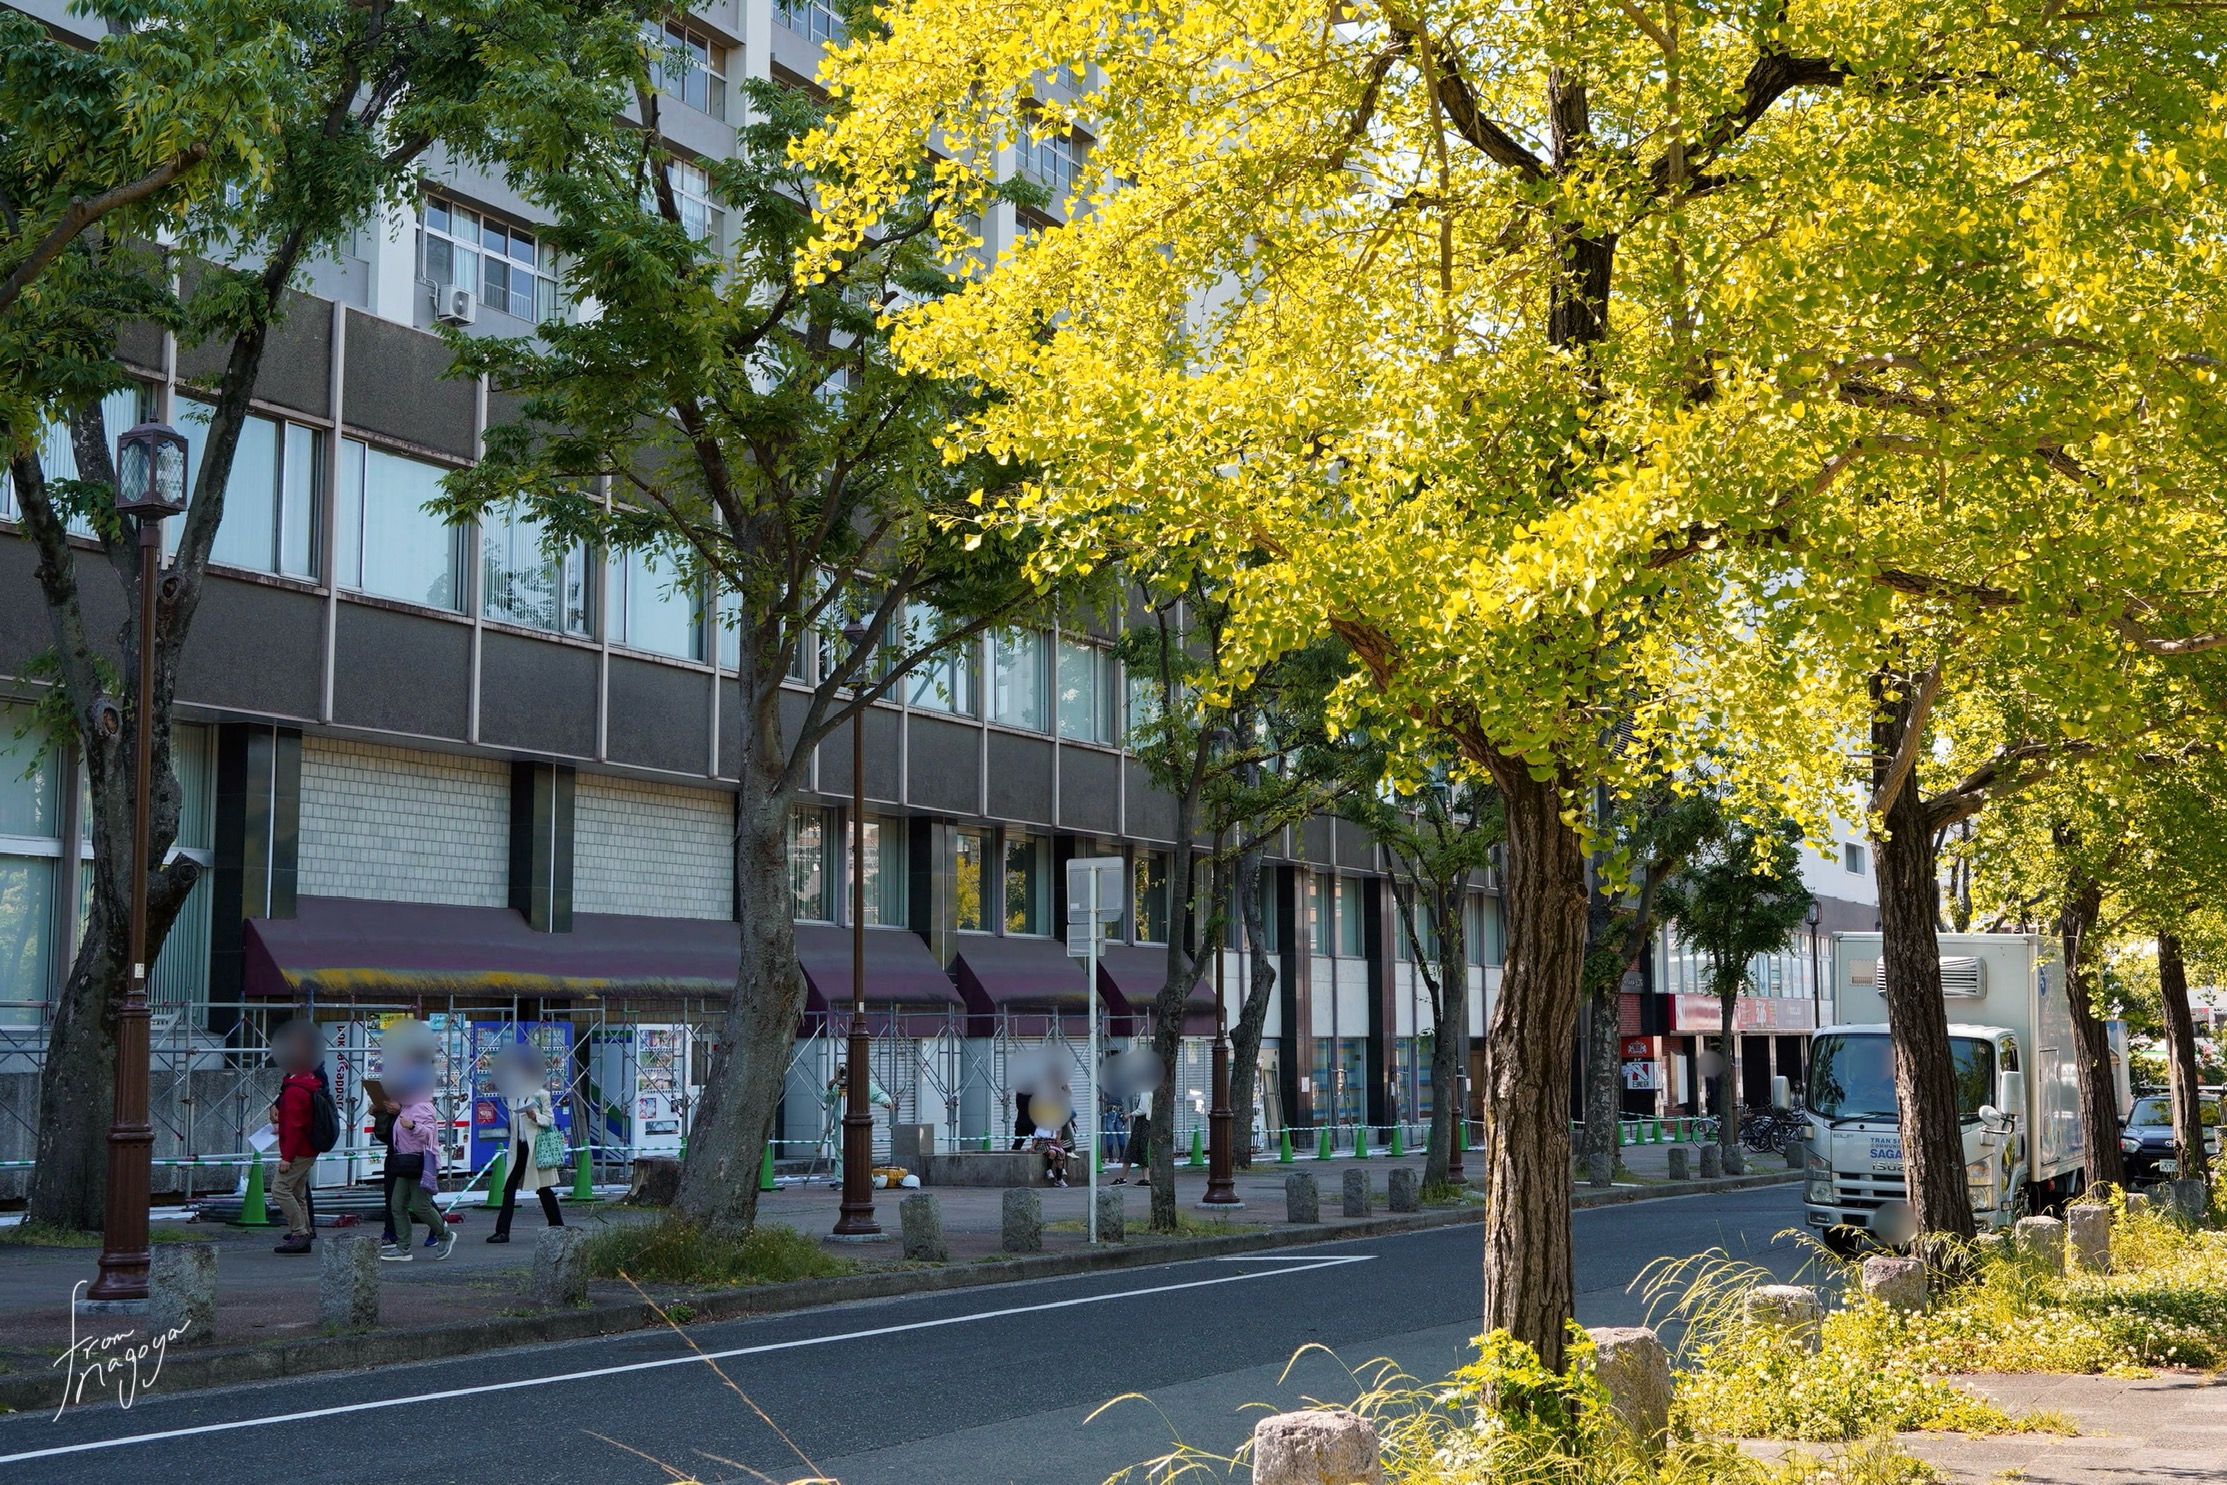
[1809,1034,1996,1123]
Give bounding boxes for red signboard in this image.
[1672,995,1816,1033]
[1620,1036,1653,1060]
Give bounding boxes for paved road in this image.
[0,1185,1812,1485]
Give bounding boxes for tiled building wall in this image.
[298,736,509,906]
[574,773,734,920]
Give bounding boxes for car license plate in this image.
[2159,1159,2179,1175]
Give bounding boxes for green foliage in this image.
[1658,820,1816,1007]
[580,1215,855,1289]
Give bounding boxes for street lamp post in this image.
[1202,849,1240,1206]
[1806,899,1824,1034]
[832,621,881,1239]
[88,420,188,1308]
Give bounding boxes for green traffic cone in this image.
[230,1158,273,1228]
[1317,1126,1334,1160]
[1614,1118,1624,1149]
[482,1149,508,1209]
[1389,1123,1405,1158]
[572,1146,603,1203]
[757,1144,776,1193]
[1458,1118,1469,1152]
[1187,1126,1205,1168]
[1353,1125,1369,1159]
[1277,1128,1293,1164]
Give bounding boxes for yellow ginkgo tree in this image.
[803,0,2227,1365]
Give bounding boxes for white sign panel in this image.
[1065,856,1127,922]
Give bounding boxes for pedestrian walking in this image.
[369,1080,400,1246]
[268,1020,323,1254]
[488,1044,566,1243]
[1115,1092,1152,1189]
[383,1085,454,1262]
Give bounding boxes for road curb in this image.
[0,1169,1798,1413]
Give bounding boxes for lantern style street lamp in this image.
[87,420,188,1308]
[832,620,882,1239]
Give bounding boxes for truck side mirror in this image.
[1770,1074,1792,1110]
[1998,1070,2025,1121]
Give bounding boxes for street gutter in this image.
[0,1168,1800,1413]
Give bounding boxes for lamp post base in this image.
[74,1296,151,1318]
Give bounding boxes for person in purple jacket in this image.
[381,1065,454,1262]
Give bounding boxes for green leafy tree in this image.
[1659,815,1814,1154]
[9,0,638,1231]
[441,76,1061,1232]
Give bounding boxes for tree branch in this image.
[0,145,208,316]
[1870,660,1942,818]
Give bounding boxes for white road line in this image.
[0,1251,1379,1465]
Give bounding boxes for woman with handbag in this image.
[382,1075,455,1261]
[488,1081,566,1242]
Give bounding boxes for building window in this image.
[1336,874,1365,957]
[990,629,1046,730]
[1308,871,1332,956]
[1004,833,1048,934]
[1134,850,1171,944]
[177,403,319,579]
[645,21,726,120]
[335,440,465,610]
[1465,893,1502,966]
[1019,123,1081,198]
[903,604,978,715]
[1,385,145,537]
[774,0,844,44]
[608,548,703,661]
[857,816,908,927]
[0,708,62,1024]
[482,503,591,635]
[955,828,992,931]
[1055,639,1117,744]
[665,158,725,248]
[788,806,832,921]
[420,197,561,324]
[1843,842,1867,876]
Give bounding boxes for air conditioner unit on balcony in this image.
[435,286,477,325]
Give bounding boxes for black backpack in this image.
[308,1074,342,1155]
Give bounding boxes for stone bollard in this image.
[1095,1187,1126,1244]
[1251,1408,1385,1485]
[1341,1168,1370,1218]
[1744,1285,1823,1351]
[1001,1187,1042,1253]
[531,1227,591,1308]
[1698,1144,1723,1179]
[1286,1172,1321,1224]
[150,1242,218,1347]
[1585,1150,1613,1188]
[1723,1145,1747,1176]
[2123,1190,2152,1218]
[2014,1214,2066,1269]
[319,1232,381,1333]
[1586,1326,1673,1445]
[1386,1168,1419,1214]
[1665,1146,1691,1181]
[2168,1177,2210,1225]
[900,1193,948,1262]
[2067,1203,2110,1273]
[1860,1255,1927,1313]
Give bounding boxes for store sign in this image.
[1621,1060,1659,1090]
[1620,1036,1653,1060]
[1672,995,1816,1033]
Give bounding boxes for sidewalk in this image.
[0,1140,1785,1403]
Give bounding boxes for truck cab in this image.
[1804,932,2094,1242]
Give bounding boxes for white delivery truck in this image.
[1803,932,2119,1239]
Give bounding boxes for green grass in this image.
[0,1222,215,1247]
[579,1214,856,1289]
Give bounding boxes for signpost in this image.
[1066,857,1125,1244]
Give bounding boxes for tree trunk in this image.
[1578,884,1623,1174]
[1476,763,1589,1373]
[2157,931,2210,1188]
[674,684,806,1231]
[1424,880,1468,1190]
[1717,965,1741,1153]
[2057,874,2125,1192]
[1227,845,1275,1170]
[1870,675,1976,1241]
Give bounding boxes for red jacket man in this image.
[275,1070,320,1161]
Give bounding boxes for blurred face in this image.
[379,1019,437,1100]
[491,1042,546,1101]
[271,1019,323,1074]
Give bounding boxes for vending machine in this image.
[465,1020,576,1174]
[587,1025,690,1158]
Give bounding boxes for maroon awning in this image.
[1097,942,1218,1032]
[954,935,1139,1037]
[244,897,960,1021]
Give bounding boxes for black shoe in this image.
[485,1232,510,1244]
[274,1235,312,1254]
